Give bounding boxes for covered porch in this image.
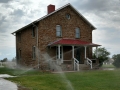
[48,38,101,71]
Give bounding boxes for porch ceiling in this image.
[48,38,101,47]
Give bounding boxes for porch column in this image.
[72,45,75,71]
[58,45,61,59]
[58,45,61,65]
[72,46,74,58]
[96,46,98,58]
[84,46,87,59]
[61,46,63,63]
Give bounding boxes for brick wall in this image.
[16,6,93,67]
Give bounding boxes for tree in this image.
[93,47,110,67]
[113,54,120,68]
[12,57,16,62]
[1,58,8,62]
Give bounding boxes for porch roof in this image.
[48,38,101,47]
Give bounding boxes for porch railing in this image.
[86,58,92,69]
[73,58,79,71]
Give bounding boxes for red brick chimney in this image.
[47,4,55,14]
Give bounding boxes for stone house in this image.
[12,3,101,71]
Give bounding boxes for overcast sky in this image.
[0,0,120,60]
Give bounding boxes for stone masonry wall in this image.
[16,6,93,67]
[38,6,93,53]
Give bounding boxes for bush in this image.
[93,47,110,67]
[113,54,120,68]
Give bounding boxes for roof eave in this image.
[69,4,96,30]
[12,3,96,34]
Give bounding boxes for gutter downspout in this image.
[32,23,39,69]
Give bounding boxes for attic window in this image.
[66,14,70,19]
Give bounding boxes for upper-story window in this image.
[75,27,80,38]
[56,25,62,37]
[32,26,36,37]
[18,32,21,42]
[17,49,21,60]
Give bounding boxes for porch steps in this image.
[79,64,91,70]
[92,64,100,70]
[79,64,99,70]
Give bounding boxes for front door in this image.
[76,47,81,64]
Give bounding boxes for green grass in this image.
[0,67,120,90]
[0,67,43,76]
[102,64,115,68]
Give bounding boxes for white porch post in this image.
[61,46,63,63]
[96,46,98,58]
[72,46,75,70]
[84,46,87,59]
[58,45,61,65]
[72,46,74,58]
[58,45,61,59]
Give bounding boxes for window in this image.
[32,26,36,37]
[75,27,80,38]
[18,32,21,42]
[18,49,21,60]
[32,46,36,59]
[66,14,71,19]
[56,25,62,37]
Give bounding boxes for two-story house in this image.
[12,3,101,71]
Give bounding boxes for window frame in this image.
[32,26,36,37]
[56,25,62,37]
[66,14,71,19]
[18,32,21,42]
[75,27,80,38]
[18,49,21,60]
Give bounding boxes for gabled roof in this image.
[12,3,96,34]
[48,38,101,47]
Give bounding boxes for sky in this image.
[0,0,120,60]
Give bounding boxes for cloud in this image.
[11,9,25,17]
[70,0,120,56]
[0,0,120,60]
[0,0,13,3]
[0,52,2,56]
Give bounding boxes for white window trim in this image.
[75,27,80,38]
[56,25,62,37]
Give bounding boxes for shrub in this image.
[113,54,120,68]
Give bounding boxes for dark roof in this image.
[48,38,101,47]
[12,3,96,34]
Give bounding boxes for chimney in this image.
[47,4,55,14]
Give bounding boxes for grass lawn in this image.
[0,67,120,90]
[102,64,115,68]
